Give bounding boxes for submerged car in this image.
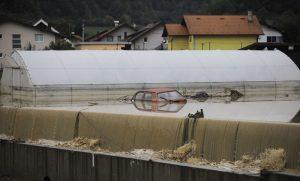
[133,100,186,113]
[132,88,187,103]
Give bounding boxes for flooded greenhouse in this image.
[0,50,300,180]
[1,50,300,103]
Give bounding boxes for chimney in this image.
[247,11,253,23]
[114,20,120,27]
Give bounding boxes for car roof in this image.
[142,88,177,93]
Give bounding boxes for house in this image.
[33,18,60,34]
[82,22,136,50]
[163,12,263,50]
[0,17,60,60]
[125,22,165,50]
[75,41,130,50]
[258,25,283,43]
[86,22,136,42]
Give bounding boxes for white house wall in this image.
[132,25,164,50]
[98,26,135,42]
[258,25,283,43]
[0,22,56,59]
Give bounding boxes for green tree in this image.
[45,40,74,50]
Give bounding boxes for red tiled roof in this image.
[164,24,189,36]
[183,15,263,35]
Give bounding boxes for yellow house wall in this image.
[189,35,258,50]
[168,36,189,50]
[76,44,125,50]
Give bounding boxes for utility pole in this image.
[82,23,85,42]
[68,23,71,38]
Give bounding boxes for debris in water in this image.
[259,148,286,171]
[241,154,254,163]
[188,109,204,119]
[189,88,243,102]
[88,102,98,106]
[0,134,14,140]
[190,91,209,102]
[186,157,210,166]
[28,139,63,146]
[185,148,286,174]
[229,89,243,101]
[57,137,105,151]
[0,135,290,174]
[156,141,196,162]
[129,149,155,159]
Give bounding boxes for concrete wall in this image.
[0,106,299,168]
[192,119,300,168]
[0,140,298,181]
[12,107,78,141]
[0,106,17,135]
[78,112,184,151]
[0,22,56,59]
[132,25,164,50]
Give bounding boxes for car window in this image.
[158,103,185,112]
[143,101,153,110]
[158,91,183,101]
[144,92,152,101]
[135,92,144,100]
[134,100,144,110]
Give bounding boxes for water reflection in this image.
[133,101,186,113]
[0,95,299,123]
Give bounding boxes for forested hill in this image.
[1,0,300,41]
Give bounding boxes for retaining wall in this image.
[0,106,299,168]
[12,108,77,141]
[78,112,184,151]
[1,140,299,181]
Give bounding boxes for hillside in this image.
[0,0,299,41]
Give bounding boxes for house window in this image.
[144,37,148,43]
[12,34,21,49]
[107,36,113,42]
[118,36,122,41]
[0,34,2,39]
[267,36,277,43]
[0,53,3,58]
[124,32,127,39]
[35,34,44,42]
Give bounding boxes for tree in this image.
[45,40,74,50]
[1,0,300,41]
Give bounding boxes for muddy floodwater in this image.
[1,95,299,123]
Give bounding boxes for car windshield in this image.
[158,91,184,101]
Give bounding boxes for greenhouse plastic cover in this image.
[12,50,300,86]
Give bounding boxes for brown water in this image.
[1,94,299,123]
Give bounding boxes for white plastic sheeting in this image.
[11,50,300,86]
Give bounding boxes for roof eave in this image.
[129,22,163,42]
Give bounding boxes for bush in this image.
[45,40,74,50]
